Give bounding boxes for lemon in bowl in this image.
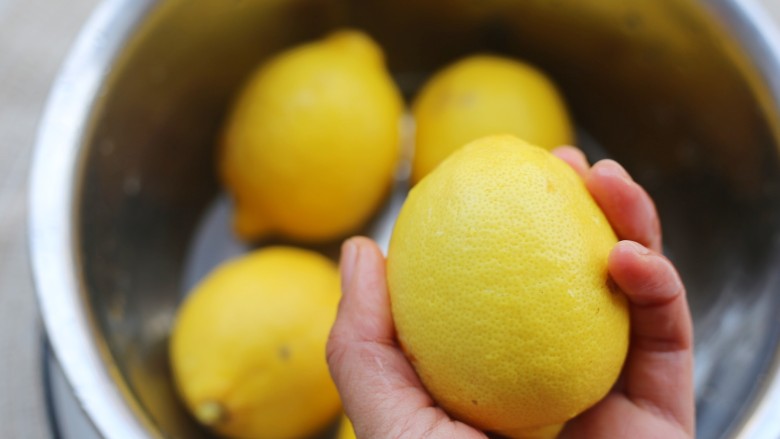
[220,29,404,244]
[411,55,573,184]
[169,247,341,439]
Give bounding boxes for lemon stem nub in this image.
[195,401,226,426]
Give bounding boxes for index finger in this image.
[586,160,662,253]
[552,147,662,253]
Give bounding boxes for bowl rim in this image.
[29,0,159,437]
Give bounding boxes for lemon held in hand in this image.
[412,55,573,183]
[170,247,341,439]
[220,29,404,243]
[387,135,629,438]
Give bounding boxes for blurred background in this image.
[1,0,780,438]
[1,1,99,437]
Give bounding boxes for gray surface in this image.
[0,0,99,438]
[3,1,780,439]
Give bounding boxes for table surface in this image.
[0,1,99,438]
[2,1,780,438]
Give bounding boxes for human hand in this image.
[552,147,694,438]
[326,148,695,439]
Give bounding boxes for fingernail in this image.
[622,240,651,256]
[596,160,632,181]
[340,238,360,289]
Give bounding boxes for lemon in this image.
[411,55,573,183]
[387,135,629,438]
[336,415,356,439]
[169,247,341,439]
[220,29,404,243]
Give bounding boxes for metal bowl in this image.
[30,0,780,438]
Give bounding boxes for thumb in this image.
[326,237,434,437]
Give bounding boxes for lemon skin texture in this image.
[169,247,342,439]
[412,55,573,183]
[387,135,629,438]
[220,30,404,243]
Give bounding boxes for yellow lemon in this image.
[220,29,404,243]
[169,247,341,439]
[387,135,629,438]
[411,55,573,183]
[336,415,356,439]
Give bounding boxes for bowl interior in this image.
[76,0,780,437]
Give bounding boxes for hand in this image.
[553,147,694,439]
[326,147,695,439]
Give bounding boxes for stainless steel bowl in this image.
[31,0,780,437]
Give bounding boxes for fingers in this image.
[553,146,589,178]
[326,237,435,437]
[553,146,662,253]
[555,147,693,434]
[587,161,662,252]
[609,241,695,435]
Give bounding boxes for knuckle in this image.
[325,330,349,370]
